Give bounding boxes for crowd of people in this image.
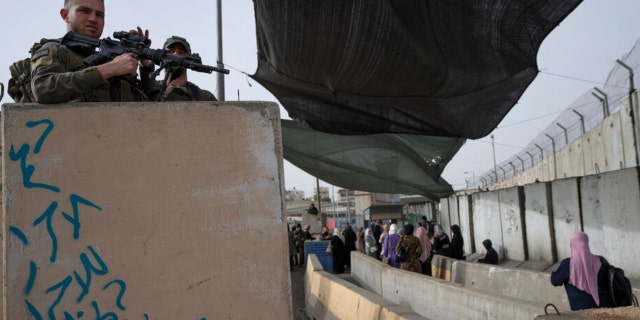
[309,216,486,276]
[290,218,617,313]
[288,215,503,276]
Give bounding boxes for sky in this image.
[1,1,640,199]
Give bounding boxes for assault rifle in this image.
[60,31,229,75]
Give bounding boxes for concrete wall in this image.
[471,191,504,261]
[580,167,640,275]
[523,182,555,262]
[498,187,526,261]
[2,102,291,319]
[457,195,474,255]
[550,178,582,260]
[444,166,640,278]
[491,93,640,189]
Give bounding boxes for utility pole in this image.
[491,135,498,183]
[316,178,325,227]
[216,0,225,101]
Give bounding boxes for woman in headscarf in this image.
[432,224,451,258]
[378,223,390,258]
[357,226,366,254]
[395,224,422,273]
[450,224,465,260]
[330,228,346,274]
[364,228,378,258]
[415,223,432,275]
[551,231,611,310]
[382,224,401,268]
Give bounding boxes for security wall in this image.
[441,166,640,278]
[2,102,291,319]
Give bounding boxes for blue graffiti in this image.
[26,119,54,154]
[74,246,109,303]
[62,194,102,240]
[9,143,60,192]
[26,261,37,295]
[91,301,118,320]
[16,118,209,319]
[9,119,59,192]
[103,280,127,311]
[26,300,43,320]
[33,201,59,263]
[9,226,29,245]
[46,275,73,320]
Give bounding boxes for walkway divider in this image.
[305,254,429,320]
[350,252,556,320]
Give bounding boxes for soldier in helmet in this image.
[140,35,217,102]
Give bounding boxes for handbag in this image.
[395,243,409,263]
[326,243,333,255]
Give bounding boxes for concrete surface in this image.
[2,102,290,319]
[305,255,428,320]
[351,252,552,320]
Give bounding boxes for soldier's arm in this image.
[31,42,106,104]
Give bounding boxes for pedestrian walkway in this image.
[291,264,310,320]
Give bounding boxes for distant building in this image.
[284,187,305,201]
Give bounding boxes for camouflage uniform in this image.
[30,40,147,103]
[139,35,217,102]
[140,70,217,102]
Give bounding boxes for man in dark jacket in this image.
[478,239,498,265]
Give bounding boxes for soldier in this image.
[140,35,217,102]
[31,0,148,103]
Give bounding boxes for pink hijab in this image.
[568,231,602,305]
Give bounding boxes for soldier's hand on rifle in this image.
[130,26,153,68]
[96,53,139,79]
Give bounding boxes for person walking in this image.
[416,223,433,275]
[330,228,346,274]
[432,224,452,258]
[364,228,378,258]
[342,224,357,268]
[357,226,366,254]
[395,224,422,274]
[450,224,465,260]
[382,224,401,268]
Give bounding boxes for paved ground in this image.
[291,264,310,320]
[290,264,356,320]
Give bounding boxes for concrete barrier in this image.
[351,252,551,320]
[305,254,429,320]
[431,254,455,281]
[2,102,291,319]
[451,260,570,310]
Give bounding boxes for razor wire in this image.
[474,38,640,189]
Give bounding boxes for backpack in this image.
[600,256,635,307]
[8,38,60,103]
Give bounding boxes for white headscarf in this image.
[389,224,398,235]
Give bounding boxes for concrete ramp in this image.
[2,102,290,319]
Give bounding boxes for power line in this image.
[539,70,629,89]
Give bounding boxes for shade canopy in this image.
[281,120,465,200]
[253,0,582,196]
